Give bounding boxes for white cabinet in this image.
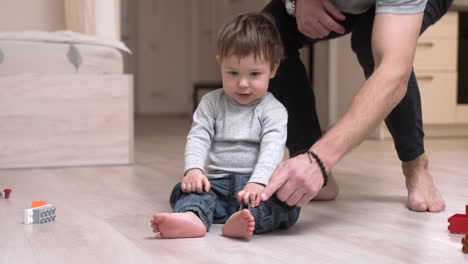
[415,11,459,124]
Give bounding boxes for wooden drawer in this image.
[0,74,134,169]
[419,11,458,40]
[416,71,457,124]
[413,39,457,71]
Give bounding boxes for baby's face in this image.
[219,54,278,105]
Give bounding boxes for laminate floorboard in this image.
[1,116,467,263]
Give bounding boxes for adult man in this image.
[261,0,452,212]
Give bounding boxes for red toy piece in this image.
[4,189,11,199]
[462,234,468,253]
[1,188,11,199]
[448,205,468,234]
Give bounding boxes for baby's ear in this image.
[270,62,280,78]
[216,55,221,65]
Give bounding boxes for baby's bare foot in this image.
[222,209,255,238]
[402,154,445,212]
[150,212,206,238]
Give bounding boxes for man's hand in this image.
[260,153,324,207]
[295,0,346,39]
[237,182,265,207]
[182,169,211,194]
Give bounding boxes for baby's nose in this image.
[238,78,249,88]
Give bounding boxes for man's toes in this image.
[438,201,446,211]
[428,201,445,212]
[409,201,427,212]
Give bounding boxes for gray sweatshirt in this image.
[184,89,287,185]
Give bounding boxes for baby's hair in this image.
[217,12,283,68]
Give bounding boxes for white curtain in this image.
[64,0,96,35]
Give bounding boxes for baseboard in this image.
[369,123,468,140]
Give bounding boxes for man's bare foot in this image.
[150,211,207,238]
[222,209,255,238]
[313,173,339,201]
[402,153,445,212]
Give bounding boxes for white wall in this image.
[95,0,121,39]
[191,0,271,83]
[134,0,192,115]
[0,0,65,31]
[319,35,365,129]
[313,41,331,130]
[335,35,365,120]
[133,0,269,115]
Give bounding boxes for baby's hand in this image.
[237,182,265,207]
[182,169,211,194]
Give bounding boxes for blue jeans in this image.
[169,175,301,234]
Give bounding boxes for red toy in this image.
[448,205,468,234]
[462,234,468,254]
[0,188,11,199]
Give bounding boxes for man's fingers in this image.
[320,15,345,34]
[181,182,186,192]
[261,165,289,201]
[323,0,346,21]
[276,177,298,202]
[297,192,316,207]
[286,189,306,206]
[312,20,330,38]
[299,22,321,39]
[303,17,328,38]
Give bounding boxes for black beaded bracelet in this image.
[293,149,328,187]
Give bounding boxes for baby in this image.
[150,12,300,238]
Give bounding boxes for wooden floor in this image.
[1,116,467,263]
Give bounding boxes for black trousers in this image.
[263,0,453,161]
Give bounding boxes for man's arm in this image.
[261,12,424,206]
[312,12,423,171]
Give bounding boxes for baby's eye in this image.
[228,71,238,76]
[250,72,261,77]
